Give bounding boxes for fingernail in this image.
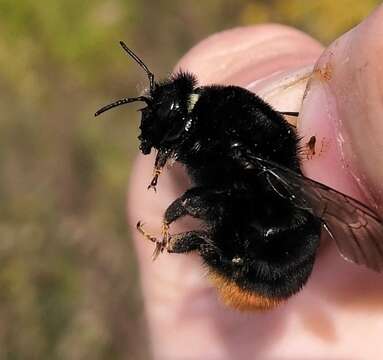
[301,5,383,210]
[247,65,314,113]
[300,78,364,200]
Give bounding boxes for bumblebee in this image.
[96,42,383,310]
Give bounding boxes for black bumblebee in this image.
[96,42,383,310]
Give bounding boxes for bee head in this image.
[138,72,198,154]
[95,42,200,190]
[95,42,199,156]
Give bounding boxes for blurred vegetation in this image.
[0,1,379,359]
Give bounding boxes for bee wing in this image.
[253,156,383,272]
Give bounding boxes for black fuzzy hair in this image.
[170,70,198,94]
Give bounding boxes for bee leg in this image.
[136,221,158,243]
[159,187,225,258]
[136,221,167,260]
[166,231,209,254]
[159,191,202,254]
[164,187,224,225]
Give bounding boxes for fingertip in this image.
[175,24,323,86]
[300,4,383,210]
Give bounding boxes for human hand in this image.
[128,7,383,359]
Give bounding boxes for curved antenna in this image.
[94,96,149,117]
[119,41,155,91]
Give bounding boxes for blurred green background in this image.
[0,1,380,359]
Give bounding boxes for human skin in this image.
[128,6,383,360]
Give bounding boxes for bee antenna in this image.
[94,96,150,117]
[119,41,155,92]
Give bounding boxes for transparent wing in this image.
[252,156,383,272]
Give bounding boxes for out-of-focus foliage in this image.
[0,1,379,359]
[240,0,380,43]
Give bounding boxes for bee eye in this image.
[162,117,186,142]
[157,105,171,119]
